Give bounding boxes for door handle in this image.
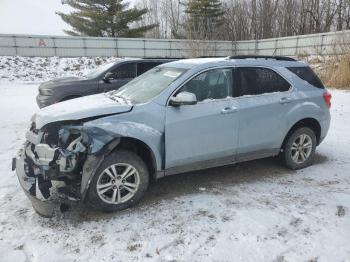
[221,106,238,114]
[279,97,292,104]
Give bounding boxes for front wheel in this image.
[86,150,149,212]
[282,127,317,170]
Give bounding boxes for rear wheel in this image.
[86,150,149,212]
[282,127,316,170]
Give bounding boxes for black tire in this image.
[282,127,317,170]
[86,150,149,212]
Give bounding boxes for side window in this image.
[236,67,291,96]
[110,63,136,79]
[137,62,161,76]
[287,67,324,89]
[180,68,233,102]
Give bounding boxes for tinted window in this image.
[110,63,136,79]
[236,67,290,96]
[85,61,115,79]
[180,69,233,102]
[137,62,161,76]
[287,67,324,89]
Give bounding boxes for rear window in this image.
[287,67,324,89]
[236,67,291,96]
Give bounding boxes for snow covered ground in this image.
[0,83,349,262]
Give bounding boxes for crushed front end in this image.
[13,121,113,217]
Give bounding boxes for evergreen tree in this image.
[57,0,158,37]
[185,0,224,40]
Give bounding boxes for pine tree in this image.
[185,0,224,40]
[57,0,158,37]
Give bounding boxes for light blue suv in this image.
[13,56,331,216]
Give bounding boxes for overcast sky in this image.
[0,0,135,36]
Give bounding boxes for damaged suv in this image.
[13,56,331,217]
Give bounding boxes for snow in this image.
[0,83,350,261]
[0,56,119,83]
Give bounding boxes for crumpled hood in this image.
[32,94,132,129]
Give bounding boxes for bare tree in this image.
[135,0,350,41]
[160,0,184,38]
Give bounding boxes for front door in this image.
[165,68,239,171]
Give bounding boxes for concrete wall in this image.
[0,30,349,57]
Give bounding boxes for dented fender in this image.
[77,122,163,199]
[84,120,163,170]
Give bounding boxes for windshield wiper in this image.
[105,93,130,104]
[113,94,129,103]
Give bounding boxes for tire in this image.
[86,150,149,212]
[282,127,317,170]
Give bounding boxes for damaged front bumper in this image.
[13,125,119,217]
[13,147,65,217]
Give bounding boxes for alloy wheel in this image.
[290,134,313,164]
[96,163,140,204]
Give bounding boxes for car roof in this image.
[106,57,177,67]
[161,57,308,70]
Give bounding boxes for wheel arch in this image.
[281,118,321,150]
[111,137,158,181]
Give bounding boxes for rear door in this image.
[234,67,295,159]
[99,63,137,92]
[165,68,239,170]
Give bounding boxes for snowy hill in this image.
[0,56,118,82]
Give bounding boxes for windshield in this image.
[110,67,187,104]
[85,61,116,79]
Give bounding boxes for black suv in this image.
[36,58,176,108]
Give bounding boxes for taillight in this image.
[323,90,332,108]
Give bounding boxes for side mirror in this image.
[103,72,115,82]
[169,91,197,106]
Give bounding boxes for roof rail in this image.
[228,55,296,61]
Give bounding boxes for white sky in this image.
[0,0,135,36]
